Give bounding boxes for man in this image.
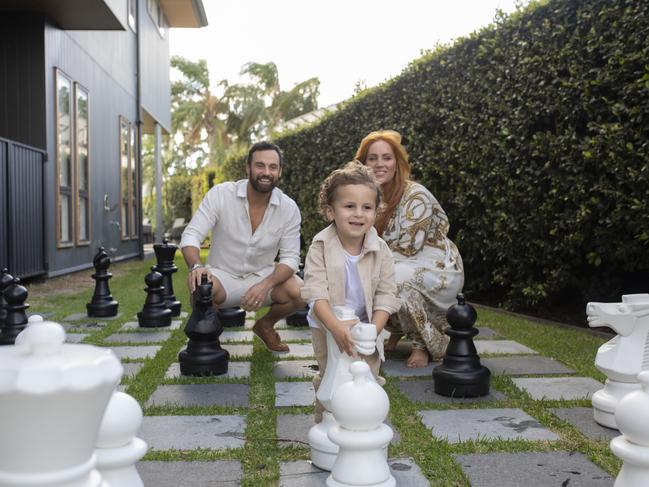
[180,141,304,352]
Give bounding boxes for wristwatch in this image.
[189,263,204,272]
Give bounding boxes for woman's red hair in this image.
[355,130,411,235]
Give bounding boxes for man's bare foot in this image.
[405,348,430,368]
[384,333,403,352]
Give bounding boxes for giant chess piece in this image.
[327,361,395,487]
[179,274,229,375]
[0,278,29,345]
[0,318,122,487]
[287,265,308,326]
[587,293,649,429]
[610,370,649,486]
[95,391,147,487]
[87,247,119,318]
[0,268,14,328]
[137,269,172,328]
[218,307,246,328]
[309,306,378,471]
[152,238,181,316]
[433,294,490,397]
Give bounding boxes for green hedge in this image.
[219,0,649,312]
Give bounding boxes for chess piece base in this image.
[433,358,491,398]
[166,300,182,317]
[137,310,172,328]
[308,412,339,471]
[95,438,147,487]
[593,380,640,429]
[87,302,119,318]
[218,308,246,328]
[286,308,308,327]
[179,349,229,376]
[611,435,649,487]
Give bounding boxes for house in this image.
[0,0,207,279]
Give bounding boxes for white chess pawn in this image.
[327,361,395,487]
[309,306,378,471]
[95,391,147,487]
[610,370,649,486]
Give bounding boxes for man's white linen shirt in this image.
[180,179,301,277]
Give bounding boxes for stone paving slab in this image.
[512,377,602,400]
[278,329,312,341]
[165,361,251,379]
[63,312,122,322]
[276,413,401,448]
[419,408,559,443]
[245,318,290,329]
[221,330,254,342]
[65,333,88,343]
[104,345,160,360]
[273,360,319,379]
[381,359,435,377]
[137,460,243,486]
[61,321,106,332]
[550,407,619,440]
[274,343,314,358]
[121,320,182,330]
[140,415,246,450]
[104,331,172,343]
[396,379,506,404]
[221,344,254,358]
[475,340,537,355]
[275,382,315,407]
[482,355,575,376]
[146,384,249,408]
[475,327,499,339]
[454,451,613,486]
[121,362,144,379]
[279,457,429,487]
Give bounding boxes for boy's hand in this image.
[330,318,359,357]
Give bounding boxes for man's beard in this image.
[249,175,277,193]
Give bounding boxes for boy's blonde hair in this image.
[318,161,383,220]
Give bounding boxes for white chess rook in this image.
[95,391,147,487]
[309,306,378,471]
[587,293,649,428]
[327,361,395,487]
[610,370,649,486]
[0,319,122,487]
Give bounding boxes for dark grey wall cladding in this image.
[0,140,7,269]
[0,14,46,149]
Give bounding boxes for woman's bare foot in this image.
[384,333,402,352]
[405,348,430,368]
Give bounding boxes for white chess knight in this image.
[309,306,382,471]
[0,317,146,487]
[611,370,649,486]
[587,293,649,429]
[327,361,395,487]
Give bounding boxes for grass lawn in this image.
[26,252,619,486]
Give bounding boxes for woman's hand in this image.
[330,318,359,357]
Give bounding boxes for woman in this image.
[355,130,464,367]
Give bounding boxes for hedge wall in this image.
[219,0,649,312]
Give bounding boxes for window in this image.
[75,83,90,244]
[147,0,167,37]
[55,69,73,247]
[130,124,138,238]
[128,0,137,31]
[119,117,139,240]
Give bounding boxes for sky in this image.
[170,0,530,108]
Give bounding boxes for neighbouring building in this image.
[0,0,207,278]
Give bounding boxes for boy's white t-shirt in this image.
[307,250,367,328]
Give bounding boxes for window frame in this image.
[74,82,91,246]
[127,0,137,32]
[119,116,132,240]
[55,68,74,248]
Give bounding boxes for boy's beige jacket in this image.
[301,224,401,326]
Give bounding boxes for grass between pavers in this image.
[25,252,621,486]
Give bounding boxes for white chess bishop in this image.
[308,306,381,471]
[587,293,649,428]
[0,317,145,487]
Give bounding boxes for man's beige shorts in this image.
[208,266,274,309]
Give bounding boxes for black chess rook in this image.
[179,274,229,376]
[433,293,491,397]
[86,247,119,317]
[137,269,172,328]
[153,238,181,316]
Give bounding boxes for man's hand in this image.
[241,280,273,312]
[187,266,211,294]
[330,318,359,357]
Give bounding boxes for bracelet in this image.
[189,263,204,272]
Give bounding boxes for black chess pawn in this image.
[86,247,119,317]
[433,294,490,397]
[0,278,29,345]
[217,307,246,327]
[179,274,229,375]
[286,265,308,326]
[137,269,172,328]
[153,238,181,316]
[0,268,14,328]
